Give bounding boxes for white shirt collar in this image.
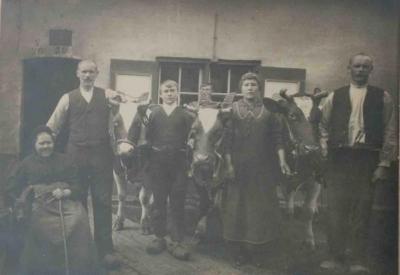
[350,83,367,90]
[162,102,178,116]
[80,86,94,103]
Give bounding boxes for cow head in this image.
[186,95,234,187]
[275,89,319,152]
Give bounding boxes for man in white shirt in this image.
[47,60,122,269]
[319,53,397,273]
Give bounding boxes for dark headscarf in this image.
[31,125,55,147]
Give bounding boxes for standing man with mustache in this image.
[47,60,122,269]
[319,53,397,273]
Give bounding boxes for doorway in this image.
[20,57,80,157]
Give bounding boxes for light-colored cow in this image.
[111,92,152,232]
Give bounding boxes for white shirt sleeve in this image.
[319,92,334,145]
[47,94,70,137]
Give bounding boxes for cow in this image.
[110,91,151,232]
[185,95,234,240]
[264,88,329,250]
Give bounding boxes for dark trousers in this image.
[0,214,10,275]
[67,143,114,258]
[368,163,398,275]
[326,148,378,263]
[148,150,188,242]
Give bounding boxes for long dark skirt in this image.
[220,161,281,245]
[19,197,100,275]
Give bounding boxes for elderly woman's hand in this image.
[52,188,64,200]
[52,188,71,199]
[62,189,72,198]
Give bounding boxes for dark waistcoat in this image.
[68,87,110,146]
[329,85,384,149]
[146,106,191,150]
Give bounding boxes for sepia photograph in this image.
[0,0,398,274]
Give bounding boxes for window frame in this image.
[156,57,210,104]
[209,59,261,96]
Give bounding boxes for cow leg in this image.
[113,170,127,231]
[287,180,302,218]
[302,180,321,249]
[139,186,153,235]
[194,183,211,240]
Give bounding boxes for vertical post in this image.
[227,68,231,94]
[212,13,218,61]
[178,65,182,105]
[158,65,162,104]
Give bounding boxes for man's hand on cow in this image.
[106,89,124,106]
[372,166,390,183]
[280,161,292,176]
[118,142,135,156]
[187,138,195,150]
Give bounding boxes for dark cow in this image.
[264,88,329,249]
[185,95,234,239]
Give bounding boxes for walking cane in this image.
[59,199,70,275]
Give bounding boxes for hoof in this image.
[194,216,207,238]
[301,239,316,252]
[142,226,152,235]
[112,216,125,231]
[146,237,166,255]
[232,254,248,268]
[141,219,153,235]
[167,241,190,261]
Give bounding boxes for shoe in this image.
[349,264,370,274]
[167,241,190,261]
[320,259,343,270]
[146,237,166,254]
[231,253,249,268]
[102,253,122,270]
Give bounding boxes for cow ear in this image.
[279,89,294,102]
[183,103,199,114]
[218,108,232,124]
[314,90,330,100]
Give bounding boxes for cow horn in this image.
[313,90,330,100]
[279,89,294,101]
[183,103,199,113]
[220,93,235,109]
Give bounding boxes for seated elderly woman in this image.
[6,126,101,275]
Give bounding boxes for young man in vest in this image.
[319,53,397,273]
[47,60,122,269]
[126,80,194,260]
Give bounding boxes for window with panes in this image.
[158,58,261,104]
[209,60,260,101]
[157,57,209,105]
